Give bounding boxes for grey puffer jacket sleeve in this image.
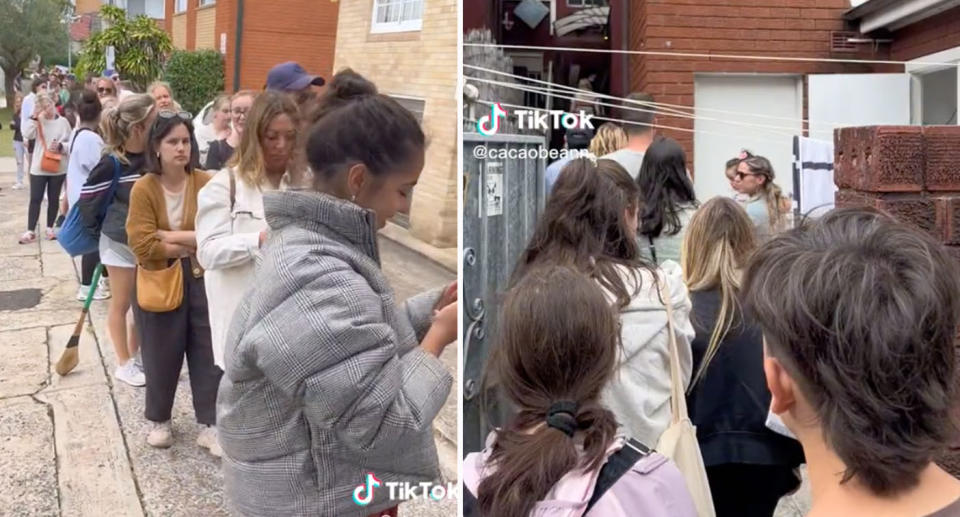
[405,286,444,341]
[254,255,452,453]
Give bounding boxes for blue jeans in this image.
[13,140,25,184]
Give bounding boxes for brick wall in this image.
[889,5,960,62]
[333,0,458,248]
[234,0,338,90]
[163,0,336,92]
[629,0,871,172]
[834,125,960,474]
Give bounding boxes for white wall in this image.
[808,74,911,139]
[693,74,802,203]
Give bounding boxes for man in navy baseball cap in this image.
[265,62,326,92]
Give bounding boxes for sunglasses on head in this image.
[158,110,193,120]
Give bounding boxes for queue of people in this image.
[7,61,458,517]
[475,90,960,517]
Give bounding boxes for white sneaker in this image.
[97,277,111,296]
[197,425,222,458]
[76,284,110,301]
[114,360,146,387]
[147,421,173,448]
[11,182,24,190]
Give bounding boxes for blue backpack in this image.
[58,155,121,257]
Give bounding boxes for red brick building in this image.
[465,0,960,202]
[161,0,338,91]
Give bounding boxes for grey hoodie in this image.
[217,190,452,516]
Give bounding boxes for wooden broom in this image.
[55,263,103,376]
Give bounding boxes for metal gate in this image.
[462,132,548,455]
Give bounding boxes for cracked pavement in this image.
[0,158,458,516]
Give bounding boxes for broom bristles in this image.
[55,335,81,376]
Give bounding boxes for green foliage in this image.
[74,5,172,92]
[0,0,70,105]
[163,49,224,115]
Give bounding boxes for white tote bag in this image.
[656,285,716,517]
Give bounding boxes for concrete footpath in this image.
[0,158,457,516]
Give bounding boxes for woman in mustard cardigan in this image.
[126,111,222,456]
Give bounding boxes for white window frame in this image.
[199,0,216,6]
[370,0,423,34]
[566,0,600,7]
[175,0,187,13]
[390,94,426,123]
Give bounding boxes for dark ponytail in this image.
[478,266,620,517]
[305,68,424,186]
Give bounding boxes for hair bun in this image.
[328,68,377,101]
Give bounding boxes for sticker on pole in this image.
[483,162,503,218]
[105,46,116,72]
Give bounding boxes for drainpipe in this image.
[621,0,629,96]
[232,0,244,92]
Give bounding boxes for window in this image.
[199,0,215,5]
[915,68,958,125]
[567,0,602,7]
[370,0,423,34]
[392,95,425,123]
[175,0,187,12]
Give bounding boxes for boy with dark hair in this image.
[601,92,656,179]
[743,207,960,517]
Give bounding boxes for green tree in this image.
[0,0,70,108]
[164,50,224,115]
[74,5,172,93]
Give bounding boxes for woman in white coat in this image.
[195,90,300,368]
[510,157,695,447]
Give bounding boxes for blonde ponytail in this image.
[764,182,786,232]
[101,93,156,164]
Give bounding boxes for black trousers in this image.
[81,251,103,286]
[133,259,222,425]
[706,464,801,517]
[27,174,65,231]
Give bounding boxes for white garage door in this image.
[693,75,803,203]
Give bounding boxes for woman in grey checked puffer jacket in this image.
[215,70,458,517]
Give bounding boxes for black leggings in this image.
[81,251,104,286]
[27,174,65,231]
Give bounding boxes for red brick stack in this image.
[834,125,960,262]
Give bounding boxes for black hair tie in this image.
[546,401,579,437]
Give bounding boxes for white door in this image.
[694,74,803,203]
[807,74,911,139]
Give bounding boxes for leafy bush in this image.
[74,5,173,91]
[163,49,224,116]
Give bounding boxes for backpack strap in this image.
[70,127,92,153]
[228,167,236,212]
[585,438,651,513]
